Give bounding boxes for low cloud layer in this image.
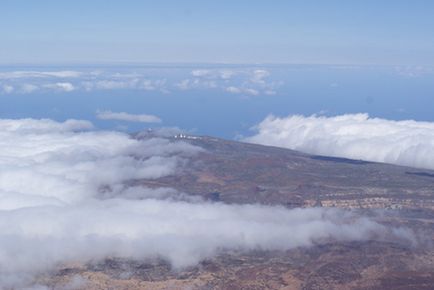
[0,118,408,288]
[0,66,281,96]
[178,68,279,96]
[245,113,434,170]
[0,70,83,79]
[96,110,162,123]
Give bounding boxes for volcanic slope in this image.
[45,134,434,290]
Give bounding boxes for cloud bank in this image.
[0,66,282,96]
[245,113,434,170]
[0,118,407,288]
[0,70,83,79]
[96,110,162,123]
[179,68,279,96]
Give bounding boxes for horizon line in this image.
[0,61,432,68]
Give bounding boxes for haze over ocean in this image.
[1,64,433,139]
[2,1,434,138]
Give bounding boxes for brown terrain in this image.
[41,135,434,289]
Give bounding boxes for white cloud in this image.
[250,69,270,84]
[141,79,167,91]
[176,78,217,90]
[220,69,236,79]
[81,78,168,92]
[43,82,75,92]
[226,86,259,96]
[17,82,75,93]
[191,68,270,83]
[1,84,14,94]
[191,69,211,77]
[245,113,434,170]
[112,72,143,79]
[225,86,242,94]
[0,117,409,288]
[0,69,170,94]
[176,79,191,90]
[96,110,162,123]
[183,68,279,96]
[20,84,39,93]
[83,79,138,90]
[0,118,93,133]
[0,67,282,95]
[244,88,259,95]
[191,69,236,80]
[0,71,82,79]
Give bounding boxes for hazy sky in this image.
[2,0,434,65]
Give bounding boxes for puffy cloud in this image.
[175,79,191,90]
[220,69,236,79]
[189,69,237,80]
[225,86,242,94]
[179,68,279,96]
[176,78,217,90]
[250,69,270,84]
[226,86,259,96]
[141,79,168,91]
[43,82,75,92]
[96,110,162,123]
[82,79,135,90]
[191,69,235,79]
[245,113,434,170]
[82,78,168,92]
[191,69,211,77]
[0,118,411,288]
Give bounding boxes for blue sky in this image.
[1,1,434,139]
[2,0,434,65]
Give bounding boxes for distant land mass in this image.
[37,133,434,290]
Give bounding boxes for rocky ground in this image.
[40,135,434,289]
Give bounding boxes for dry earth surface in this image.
[39,135,434,290]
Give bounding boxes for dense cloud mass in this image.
[245,113,434,170]
[0,118,408,288]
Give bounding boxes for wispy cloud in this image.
[96,110,162,123]
[245,113,434,170]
